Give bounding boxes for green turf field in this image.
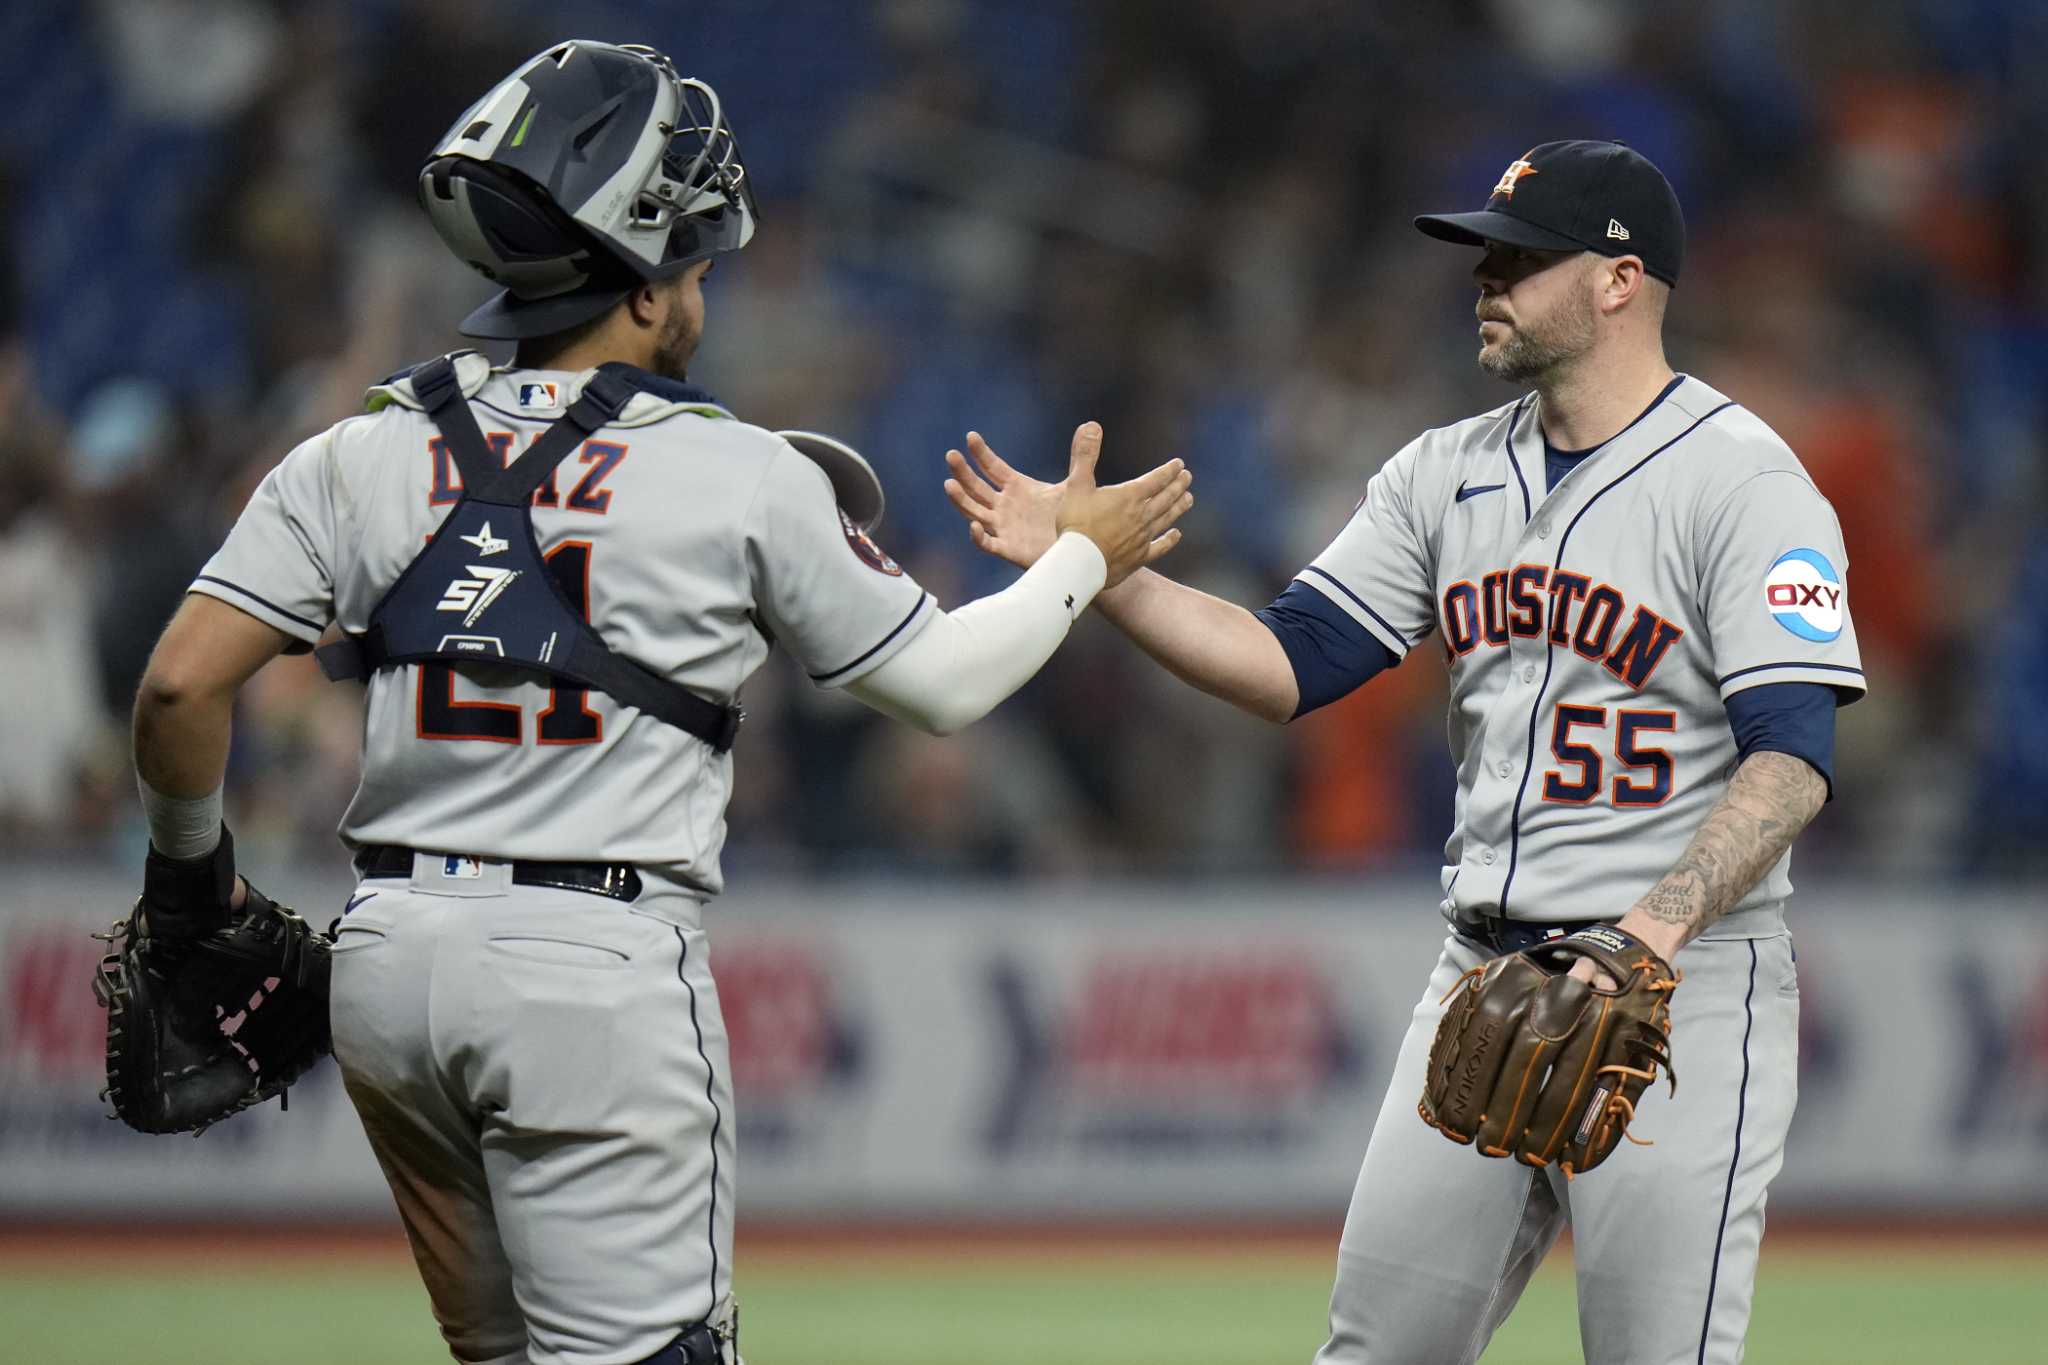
[9,1241,2044,1363]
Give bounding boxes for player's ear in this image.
[624,282,664,329]
[1599,256,1646,316]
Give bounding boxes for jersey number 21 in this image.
[416,542,601,746]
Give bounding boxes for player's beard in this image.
[1477,289,1597,385]
[651,300,702,381]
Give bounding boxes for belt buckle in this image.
[601,864,643,901]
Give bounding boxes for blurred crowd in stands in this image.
[3,0,2044,879]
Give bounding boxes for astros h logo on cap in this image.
[1491,156,1539,199]
[1415,139,1686,287]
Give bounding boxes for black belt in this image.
[646,1316,729,1364]
[354,844,643,903]
[1451,915,1606,956]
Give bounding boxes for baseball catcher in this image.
[92,827,333,1135]
[1419,925,1678,1177]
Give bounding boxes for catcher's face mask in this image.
[419,39,759,340]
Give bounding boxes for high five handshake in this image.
[948,428,1304,725]
[948,423,1192,587]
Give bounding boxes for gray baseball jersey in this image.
[1297,374,1863,931]
[1306,374,1862,1365]
[192,353,934,893]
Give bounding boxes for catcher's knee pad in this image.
[630,1295,740,1365]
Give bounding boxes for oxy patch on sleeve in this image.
[1763,548,1845,643]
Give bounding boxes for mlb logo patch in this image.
[518,381,560,409]
[443,855,484,880]
[1763,549,1845,642]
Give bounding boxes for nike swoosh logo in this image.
[1455,481,1506,502]
[342,890,379,916]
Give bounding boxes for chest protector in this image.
[315,356,742,752]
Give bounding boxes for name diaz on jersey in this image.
[428,431,628,512]
[1439,565,1682,690]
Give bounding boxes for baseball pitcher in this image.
[948,140,1861,1364]
[123,40,1189,1365]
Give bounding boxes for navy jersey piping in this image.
[1604,374,1686,446]
[1718,661,1866,687]
[674,926,725,1306]
[193,575,324,633]
[1503,396,1533,522]
[1698,940,1759,1362]
[809,593,933,683]
[1298,566,1422,650]
[1521,374,1686,502]
[1498,401,1735,914]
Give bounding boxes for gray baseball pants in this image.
[1313,929,1800,1365]
[328,855,735,1365]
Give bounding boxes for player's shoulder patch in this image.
[838,507,903,576]
[1763,547,1845,642]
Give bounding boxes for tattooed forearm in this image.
[1625,751,1827,951]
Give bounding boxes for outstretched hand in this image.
[945,424,1191,587]
[945,432,1064,568]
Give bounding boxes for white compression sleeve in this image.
[845,531,1108,735]
[137,776,224,859]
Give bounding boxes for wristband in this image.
[138,777,224,861]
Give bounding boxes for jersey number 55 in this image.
[1541,705,1674,807]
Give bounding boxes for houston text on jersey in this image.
[1439,564,1683,689]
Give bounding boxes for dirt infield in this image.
[6,1214,2045,1269]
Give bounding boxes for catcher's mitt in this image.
[92,830,333,1135]
[1419,925,1678,1177]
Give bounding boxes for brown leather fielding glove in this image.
[1418,925,1678,1177]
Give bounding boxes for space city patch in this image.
[840,508,903,576]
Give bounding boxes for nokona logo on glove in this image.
[1567,926,1635,956]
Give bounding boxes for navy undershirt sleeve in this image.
[1254,580,1399,719]
[1723,681,1839,797]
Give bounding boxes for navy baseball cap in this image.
[1415,140,1684,286]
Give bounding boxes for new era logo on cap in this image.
[1607,219,1630,241]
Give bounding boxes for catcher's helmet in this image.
[420,40,758,340]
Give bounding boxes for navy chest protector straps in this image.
[315,356,742,752]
